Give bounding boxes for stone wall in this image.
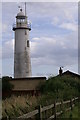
[10,77,46,91]
[3,77,46,98]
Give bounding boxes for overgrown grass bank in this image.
[2,95,38,118]
[61,103,80,118]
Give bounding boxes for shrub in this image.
[39,75,80,101]
[2,76,14,91]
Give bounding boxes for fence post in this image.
[38,105,42,120]
[61,100,64,113]
[52,105,54,116]
[45,110,47,120]
[70,99,73,110]
[35,106,38,120]
[54,101,56,120]
[73,97,75,105]
[78,97,80,104]
[78,97,80,116]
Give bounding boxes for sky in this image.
[1,2,79,77]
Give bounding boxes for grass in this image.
[2,95,38,118]
[61,104,80,118]
[2,95,80,119]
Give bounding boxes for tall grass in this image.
[2,95,38,118]
[61,104,80,118]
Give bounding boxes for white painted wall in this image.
[14,19,32,78]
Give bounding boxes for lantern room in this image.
[13,9,31,31]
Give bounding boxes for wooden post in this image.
[78,97,80,117]
[78,97,80,104]
[45,110,47,119]
[52,106,54,116]
[35,106,38,120]
[70,99,73,110]
[73,97,75,105]
[54,101,56,119]
[61,100,64,113]
[38,105,42,120]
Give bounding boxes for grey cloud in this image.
[31,34,78,67]
[26,2,77,23]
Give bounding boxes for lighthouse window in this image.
[27,40,29,47]
[17,19,21,23]
[25,47,26,50]
[25,30,27,35]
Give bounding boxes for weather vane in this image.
[18,5,22,11]
[18,2,26,15]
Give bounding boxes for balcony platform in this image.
[13,23,31,31]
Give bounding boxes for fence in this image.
[17,97,79,120]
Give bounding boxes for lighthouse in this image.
[13,7,32,78]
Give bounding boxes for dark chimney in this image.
[59,67,63,76]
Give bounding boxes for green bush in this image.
[39,75,80,101]
[2,76,14,91]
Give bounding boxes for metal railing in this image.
[12,22,31,30]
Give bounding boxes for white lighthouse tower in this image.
[13,7,32,78]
